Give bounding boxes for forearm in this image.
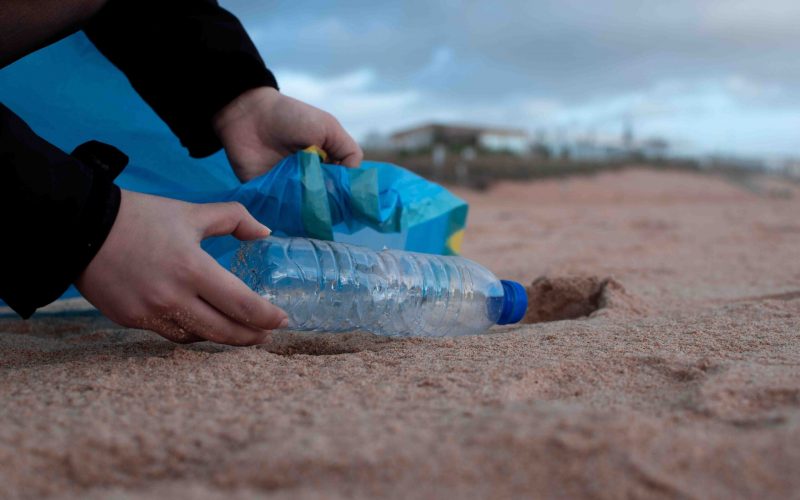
[0,104,125,317]
[83,0,278,158]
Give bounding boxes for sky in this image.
[223,0,800,158]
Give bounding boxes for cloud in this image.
[222,0,800,157]
[415,46,453,76]
[275,68,421,137]
[278,66,800,157]
[549,76,800,156]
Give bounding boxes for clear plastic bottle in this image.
[231,237,527,337]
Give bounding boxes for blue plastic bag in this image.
[202,149,468,265]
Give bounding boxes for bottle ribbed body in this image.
[232,237,506,337]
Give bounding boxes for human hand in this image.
[75,190,287,345]
[213,86,363,182]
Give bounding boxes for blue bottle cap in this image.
[497,280,528,325]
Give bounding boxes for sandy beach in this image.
[2,167,799,499]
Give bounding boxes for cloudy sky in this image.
[223,0,800,158]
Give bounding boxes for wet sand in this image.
[2,167,799,499]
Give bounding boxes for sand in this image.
[2,167,799,499]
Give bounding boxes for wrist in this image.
[213,87,280,140]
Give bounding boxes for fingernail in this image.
[262,225,272,236]
[278,318,289,329]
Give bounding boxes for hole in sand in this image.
[523,275,646,323]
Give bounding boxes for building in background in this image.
[361,130,394,151]
[384,122,677,163]
[390,123,529,155]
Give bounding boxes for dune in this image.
[2,167,799,499]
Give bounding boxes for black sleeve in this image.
[0,103,126,318]
[83,0,279,159]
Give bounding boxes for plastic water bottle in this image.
[231,237,527,337]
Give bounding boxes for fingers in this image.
[194,252,289,331]
[175,298,272,346]
[136,313,204,344]
[338,149,364,169]
[321,116,363,168]
[195,201,270,240]
[183,200,287,344]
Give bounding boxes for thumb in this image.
[195,202,271,240]
[322,116,363,168]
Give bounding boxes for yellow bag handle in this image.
[303,145,329,162]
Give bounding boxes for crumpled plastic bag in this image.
[200,149,467,266]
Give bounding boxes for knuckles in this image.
[143,287,182,314]
[323,111,340,127]
[221,201,248,221]
[173,256,205,282]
